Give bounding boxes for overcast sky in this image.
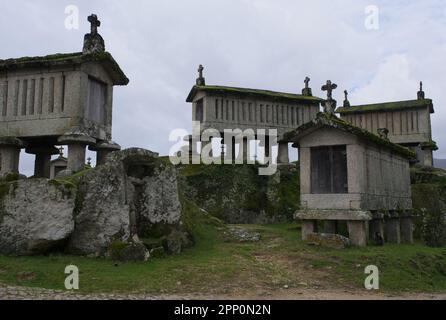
[1,0,446,175]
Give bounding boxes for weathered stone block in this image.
[301,220,317,241]
[400,217,414,244]
[305,232,350,249]
[0,179,75,255]
[385,218,401,244]
[347,220,368,247]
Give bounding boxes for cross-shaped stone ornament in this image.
[88,14,101,35]
[321,80,337,100]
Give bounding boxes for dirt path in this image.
[0,284,445,300]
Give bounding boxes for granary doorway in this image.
[310,145,347,194]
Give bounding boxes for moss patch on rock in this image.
[411,165,446,246]
[107,241,149,262]
[178,163,299,223]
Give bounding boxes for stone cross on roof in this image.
[88,14,101,35]
[343,90,350,107]
[417,81,425,100]
[58,146,64,158]
[83,14,105,54]
[302,76,312,96]
[196,64,206,86]
[321,80,337,101]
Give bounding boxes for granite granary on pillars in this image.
[185,66,323,163]
[335,82,437,167]
[0,14,128,178]
[285,81,415,247]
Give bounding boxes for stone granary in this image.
[0,14,128,178]
[186,66,322,163]
[286,85,415,246]
[49,147,68,179]
[336,82,437,167]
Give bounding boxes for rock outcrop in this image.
[0,148,191,259]
[67,148,190,258]
[0,179,75,255]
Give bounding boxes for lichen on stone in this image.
[285,112,416,159]
[186,85,323,103]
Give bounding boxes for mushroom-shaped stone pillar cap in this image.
[88,140,121,152]
[0,137,27,148]
[25,146,60,155]
[58,132,96,145]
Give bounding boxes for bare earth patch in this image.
[1,284,446,300]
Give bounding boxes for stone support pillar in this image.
[89,141,121,166]
[264,135,270,159]
[347,220,368,247]
[242,137,249,163]
[201,139,213,160]
[369,218,385,242]
[422,148,433,167]
[301,220,318,241]
[0,137,25,177]
[58,133,96,174]
[385,217,401,244]
[184,135,197,158]
[26,146,59,178]
[400,216,414,244]
[278,141,289,164]
[221,136,236,163]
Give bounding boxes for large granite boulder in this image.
[0,148,192,259]
[0,179,75,255]
[67,148,190,257]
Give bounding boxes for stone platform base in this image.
[295,209,413,247]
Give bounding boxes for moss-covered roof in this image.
[0,52,129,85]
[335,99,434,114]
[284,112,416,159]
[186,85,323,103]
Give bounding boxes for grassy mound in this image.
[178,163,299,223]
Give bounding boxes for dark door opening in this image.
[310,145,348,194]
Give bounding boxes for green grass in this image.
[1,222,446,294]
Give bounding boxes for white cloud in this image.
[1,0,446,173]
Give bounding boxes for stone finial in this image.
[83,14,105,55]
[321,80,338,114]
[417,81,425,100]
[343,90,350,107]
[378,128,389,140]
[88,14,101,34]
[58,146,64,158]
[322,80,337,100]
[196,64,206,86]
[302,76,312,96]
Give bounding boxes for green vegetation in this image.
[410,165,446,246]
[179,163,299,222]
[187,85,323,103]
[0,222,445,294]
[49,167,92,190]
[336,99,434,114]
[0,51,129,85]
[285,112,416,158]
